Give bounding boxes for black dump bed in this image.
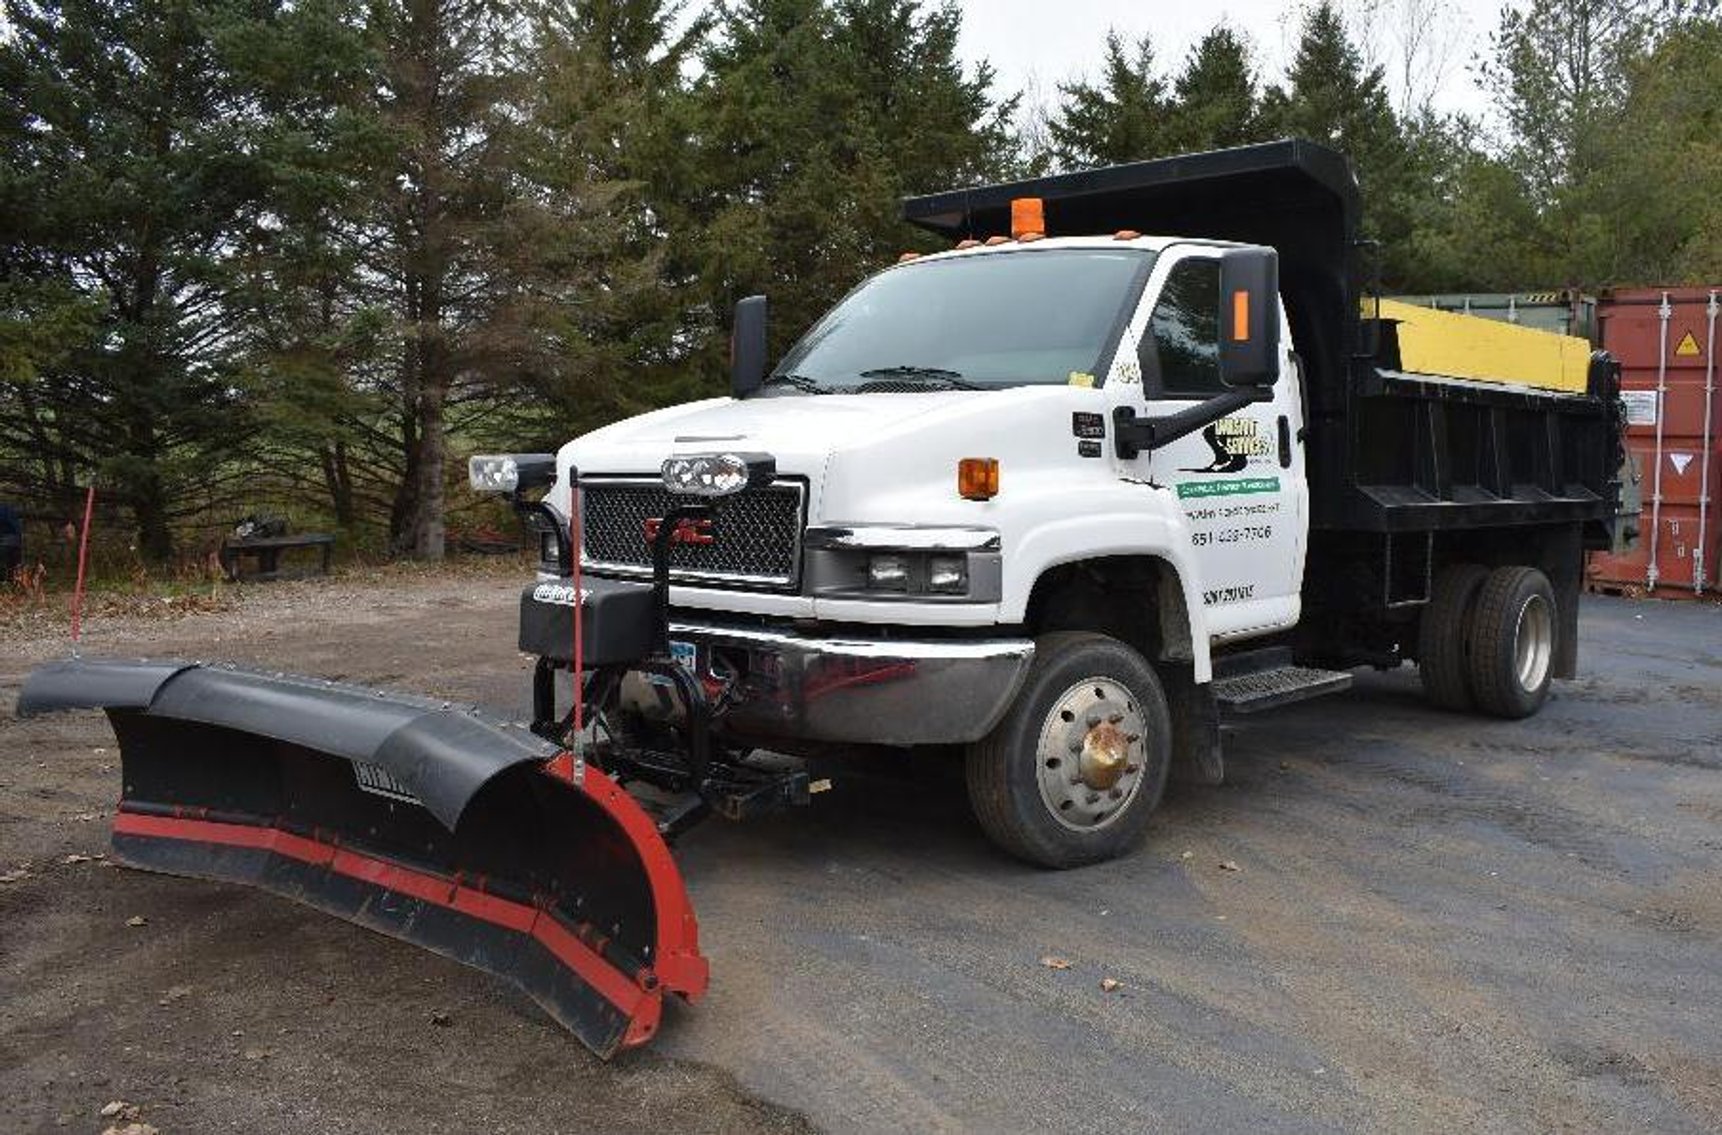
[903,141,1626,543]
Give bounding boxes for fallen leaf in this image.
[64,853,93,865]
[0,868,28,884]
[1038,955,1073,971]
[429,1009,452,1027]
[99,1101,134,1119]
[125,915,147,927]
[157,984,192,1006]
[74,812,101,822]
[1179,850,1194,861]
[1218,860,1242,873]
[1100,977,1124,993]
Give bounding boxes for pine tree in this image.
[1045,30,1173,170]
[507,0,714,430]
[1168,26,1261,152]
[690,0,1014,357]
[224,0,389,530]
[0,0,279,559]
[1260,2,1413,282]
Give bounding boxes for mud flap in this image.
[18,659,707,1058]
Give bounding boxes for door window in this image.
[1143,259,1223,397]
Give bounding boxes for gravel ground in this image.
[2,567,1719,1133]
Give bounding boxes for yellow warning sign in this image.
[1675,331,1702,357]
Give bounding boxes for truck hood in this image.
[564,385,1104,528]
[566,392,975,475]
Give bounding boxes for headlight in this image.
[867,554,911,590]
[803,526,1001,602]
[927,555,967,593]
[469,453,556,493]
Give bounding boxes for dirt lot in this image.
[3,567,1720,1134]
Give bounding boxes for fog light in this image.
[927,555,967,593]
[867,554,911,590]
[468,453,556,493]
[539,530,561,568]
[469,455,522,492]
[662,452,775,497]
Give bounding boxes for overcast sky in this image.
[954,0,1508,124]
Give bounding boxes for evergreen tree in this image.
[224,0,390,530]
[1045,30,1173,170]
[1168,26,1262,152]
[508,0,713,431]
[691,0,1013,357]
[1260,2,1414,282]
[0,0,279,558]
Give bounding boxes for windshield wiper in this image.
[855,365,982,390]
[757,373,832,395]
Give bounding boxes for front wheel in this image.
[965,632,1171,868]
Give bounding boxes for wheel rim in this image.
[1512,593,1554,692]
[1034,677,1149,831]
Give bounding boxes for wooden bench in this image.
[219,533,335,581]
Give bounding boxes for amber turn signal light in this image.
[958,458,1000,501]
[1232,289,1251,342]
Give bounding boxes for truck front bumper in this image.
[669,619,1035,747]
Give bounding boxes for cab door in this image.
[1113,247,1307,640]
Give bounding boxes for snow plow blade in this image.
[17,657,707,1058]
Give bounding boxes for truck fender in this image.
[1004,514,1213,683]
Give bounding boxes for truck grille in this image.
[579,479,805,588]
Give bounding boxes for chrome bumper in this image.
[667,619,1034,746]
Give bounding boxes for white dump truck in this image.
[521,139,1628,866]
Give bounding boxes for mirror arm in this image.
[1112,387,1273,460]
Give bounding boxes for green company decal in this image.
[1177,477,1280,500]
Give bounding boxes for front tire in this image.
[1466,565,1557,719]
[965,632,1171,868]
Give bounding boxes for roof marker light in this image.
[1010,197,1045,240]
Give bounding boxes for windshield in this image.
[766,248,1157,393]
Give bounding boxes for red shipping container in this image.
[1588,287,1721,596]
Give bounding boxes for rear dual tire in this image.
[965,633,1171,868]
[1419,563,1556,719]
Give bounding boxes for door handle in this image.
[1277,415,1293,468]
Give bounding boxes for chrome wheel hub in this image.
[1035,677,1148,831]
[1513,593,1554,692]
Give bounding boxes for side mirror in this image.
[1219,249,1279,387]
[730,294,768,398]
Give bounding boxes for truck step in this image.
[1212,664,1353,715]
